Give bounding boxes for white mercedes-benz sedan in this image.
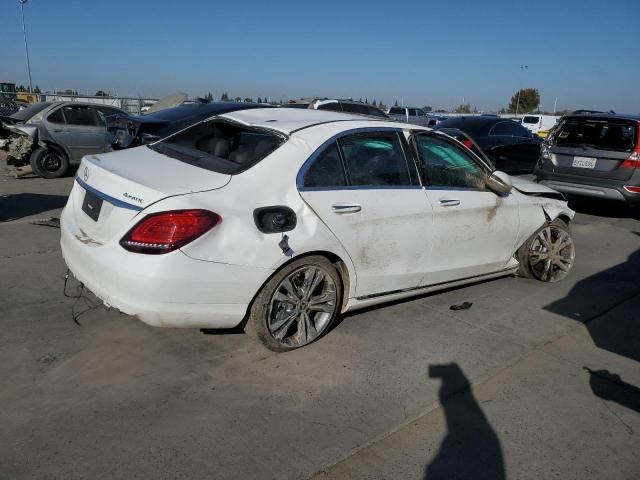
[60,108,575,351]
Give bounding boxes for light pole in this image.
[19,0,33,93]
[515,64,528,118]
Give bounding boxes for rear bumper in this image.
[536,172,640,204]
[60,207,273,329]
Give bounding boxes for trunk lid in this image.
[68,145,231,243]
[548,116,639,181]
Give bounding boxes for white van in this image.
[521,115,559,137]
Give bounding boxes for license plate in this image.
[82,189,103,221]
[572,156,597,169]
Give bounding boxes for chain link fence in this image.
[0,92,158,117]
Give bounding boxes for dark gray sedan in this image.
[1,102,125,178]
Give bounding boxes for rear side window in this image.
[554,119,637,152]
[47,108,65,124]
[389,107,403,115]
[490,121,526,137]
[151,120,285,174]
[303,142,347,188]
[339,132,412,187]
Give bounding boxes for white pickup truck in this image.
[387,106,435,127]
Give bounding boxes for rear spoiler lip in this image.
[74,175,143,211]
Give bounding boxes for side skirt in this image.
[346,266,519,312]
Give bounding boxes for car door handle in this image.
[331,203,362,214]
[439,198,460,207]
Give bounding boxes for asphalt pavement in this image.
[1,167,639,480]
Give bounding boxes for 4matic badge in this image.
[123,192,144,204]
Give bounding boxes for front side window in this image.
[339,132,412,187]
[415,134,487,190]
[151,120,285,174]
[408,108,418,116]
[62,105,99,126]
[303,142,347,188]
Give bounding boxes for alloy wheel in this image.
[528,225,575,282]
[267,266,338,348]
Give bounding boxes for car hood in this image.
[510,176,575,221]
[511,176,562,197]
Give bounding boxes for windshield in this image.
[555,118,637,152]
[9,102,51,121]
[150,119,286,174]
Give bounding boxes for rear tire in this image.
[245,256,343,352]
[30,146,69,179]
[517,218,575,282]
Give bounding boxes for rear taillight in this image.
[621,151,640,168]
[461,139,474,149]
[540,143,552,160]
[621,122,640,168]
[120,209,221,254]
[623,186,640,194]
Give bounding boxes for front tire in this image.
[517,218,575,282]
[30,146,69,179]
[246,256,343,352]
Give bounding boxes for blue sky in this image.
[1,0,639,112]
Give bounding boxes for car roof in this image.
[220,107,401,135]
[134,101,267,123]
[562,113,640,122]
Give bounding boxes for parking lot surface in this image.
[1,168,639,479]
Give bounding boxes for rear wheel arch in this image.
[243,251,351,351]
[273,250,352,311]
[242,250,352,328]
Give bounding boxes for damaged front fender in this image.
[540,200,575,222]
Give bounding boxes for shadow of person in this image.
[425,363,505,480]
[585,367,640,414]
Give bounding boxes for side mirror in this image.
[486,170,512,195]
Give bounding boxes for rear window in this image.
[554,119,637,152]
[10,102,51,121]
[523,116,539,124]
[150,120,285,174]
[316,102,342,112]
